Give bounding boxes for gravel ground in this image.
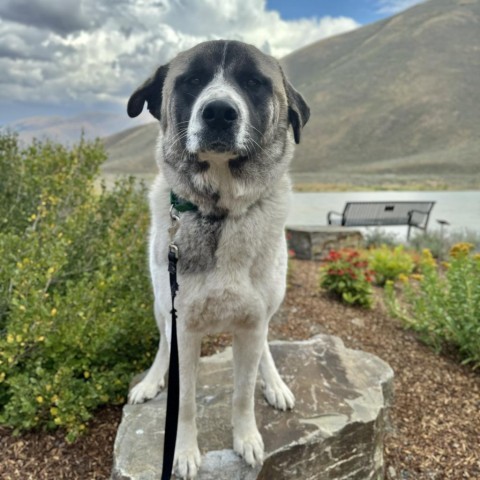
[1,259,479,479]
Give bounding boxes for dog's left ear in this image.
[127,64,169,120]
[282,74,310,144]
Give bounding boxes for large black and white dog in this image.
[127,40,309,479]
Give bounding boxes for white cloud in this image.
[0,0,359,110]
[375,0,426,15]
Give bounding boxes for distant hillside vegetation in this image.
[102,0,480,182]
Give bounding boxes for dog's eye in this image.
[187,77,201,86]
[246,78,261,88]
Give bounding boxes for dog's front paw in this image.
[174,446,201,479]
[233,425,264,467]
[263,378,295,411]
[128,378,164,404]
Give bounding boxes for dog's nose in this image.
[202,100,238,130]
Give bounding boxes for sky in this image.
[0,0,426,125]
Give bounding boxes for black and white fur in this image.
[127,40,309,479]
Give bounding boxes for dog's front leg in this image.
[232,326,267,467]
[174,329,202,480]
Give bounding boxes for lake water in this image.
[287,191,480,237]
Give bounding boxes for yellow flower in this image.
[36,396,44,404]
[473,253,480,261]
[6,334,14,344]
[15,334,22,343]
[397,273,409,284]
[51,395,59,404]
[420,248,436,267]
[47,267,55,275]
[19,305,26,312]
[410,273,424,281]
[54,417,62,425]
[450,242,474,258]
[50,407,58,416]
[441,261,450,269]
[50,308,57,317]
[37,336,45,342]
[0,372,5,383]
[84,371,90,379]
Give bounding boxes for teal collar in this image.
[170,191,198,213]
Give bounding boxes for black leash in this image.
[161,209,181,480]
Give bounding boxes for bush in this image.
[368,245,415,286]
[0,133,156,441]
[364,228,400,248]
[385,243,480,368]
[410,229,480,260]
[320,249,374,308]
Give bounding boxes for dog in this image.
[126,39,309,479]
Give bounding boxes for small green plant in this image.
[385,243,480,368]
[368,245,415,286]
[364,228,400,248]
[0,133,156,441]
[320,249,374,308]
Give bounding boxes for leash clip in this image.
[168,243,179,259]
[168,204,180,250]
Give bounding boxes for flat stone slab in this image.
[286,226,364,261]
[112,335,393,480]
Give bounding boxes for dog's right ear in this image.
[127,64,169,120]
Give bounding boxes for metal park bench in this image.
[327,201,436,239]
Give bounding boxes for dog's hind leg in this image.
[128,299,170,404]
[259,340,295,411]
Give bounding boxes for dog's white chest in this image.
[179,212,286,333]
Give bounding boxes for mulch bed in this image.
[1,259,479,479]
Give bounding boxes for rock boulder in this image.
[287,226,364,261]
[112,335,394,480]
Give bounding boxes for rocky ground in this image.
[1,259,479,480]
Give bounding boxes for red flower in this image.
[327,250,341,261]
[347,268,357,280]
[348,251,360,260]
[364,273,374,283]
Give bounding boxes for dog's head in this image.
[128,40,309,166]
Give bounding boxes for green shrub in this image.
[385,243,480,368]
[0,133,157,441]
[320,249,374,308]
[368,245,415,286]
[410,229,480,260]
[364,228,400,248]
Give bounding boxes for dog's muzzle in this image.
[202,100,239,131]
[200,99,240,153]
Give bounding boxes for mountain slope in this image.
[6,112,152,145]
[282,0,480,174]
[103,0,480,179]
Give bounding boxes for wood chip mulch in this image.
[1,259,479,479]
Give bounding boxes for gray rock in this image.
[112,335,394,480]
[286,226,364,261]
